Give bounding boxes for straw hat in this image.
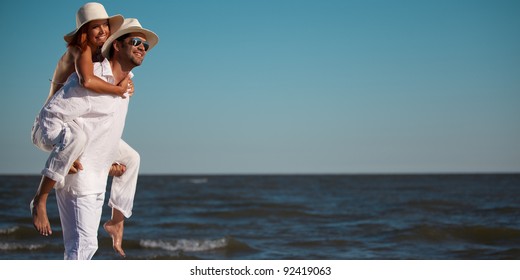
[64,2,124,43]
[101,18,159,58]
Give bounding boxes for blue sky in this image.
[1,0,519,174]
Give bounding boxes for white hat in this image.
[64,2,124,43]
[101,18,159,58]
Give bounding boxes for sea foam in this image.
[140,237,228,252]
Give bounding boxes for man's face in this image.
[119,32,148,66]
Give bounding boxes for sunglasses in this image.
[128,37,150,51]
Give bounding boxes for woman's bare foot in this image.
[103,219,126,257]
[31,198,52,236]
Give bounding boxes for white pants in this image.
[31,116,87,184]
[109,139,140,218]
[32,117,139,218]
[56,188,104,260]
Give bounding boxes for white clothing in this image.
[40,59,132,195]
[56,188,104,260]
[32,120,139,217]
[56,140,138,260]
[31,117,87,184]
[43,58,135,259]
[109,139,140,218]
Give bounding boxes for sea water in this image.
[1,174,519,260]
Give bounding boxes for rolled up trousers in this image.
[32,117,139,259]
[31,117,139,218]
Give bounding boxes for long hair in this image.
[66,25,89,51]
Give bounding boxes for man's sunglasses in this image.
[128,38,150,51]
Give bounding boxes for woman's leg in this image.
[104,139,140,257]
[31,120,87,236]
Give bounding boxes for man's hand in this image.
[68,160,83,174]
[109,162,127,177]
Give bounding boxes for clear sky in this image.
[1,0,519,175]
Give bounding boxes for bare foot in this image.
[30,198,52,236]
[103,219,126,257]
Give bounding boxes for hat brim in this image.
[101,26,159,58]
[64,15,124,43]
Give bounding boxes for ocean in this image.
[1,174,519,260]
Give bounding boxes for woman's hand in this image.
[117,75,131,98]
[127,78,135,97]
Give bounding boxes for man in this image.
[41,18,158,259]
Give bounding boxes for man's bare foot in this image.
[103,219,126,257]
[30,198,52,236]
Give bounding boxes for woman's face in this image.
[86,19,110,47]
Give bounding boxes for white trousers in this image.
[56,188,104,260]
[32,117,139,218]
[31,116,87,184]
[109,139,140,218]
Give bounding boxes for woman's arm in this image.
[75,45,129,97]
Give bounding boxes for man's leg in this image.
[104,139,140,257]
[56,187,104,260]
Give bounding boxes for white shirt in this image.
[40,58,132,195]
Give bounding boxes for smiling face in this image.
[118,32,148,67]
[86,19,111,48]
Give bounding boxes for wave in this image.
[0,226,55,254]
[139,236,255,254]
[141,238,227,252]
[0,242,45,251]
[405,199,470,212]
[394,224,520,245]
[448,225,520,245]
[0,226,64,259]
[0,225,63,239]
[0,226,19,235]
[187,178,208,184]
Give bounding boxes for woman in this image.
[31,2,139,257]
